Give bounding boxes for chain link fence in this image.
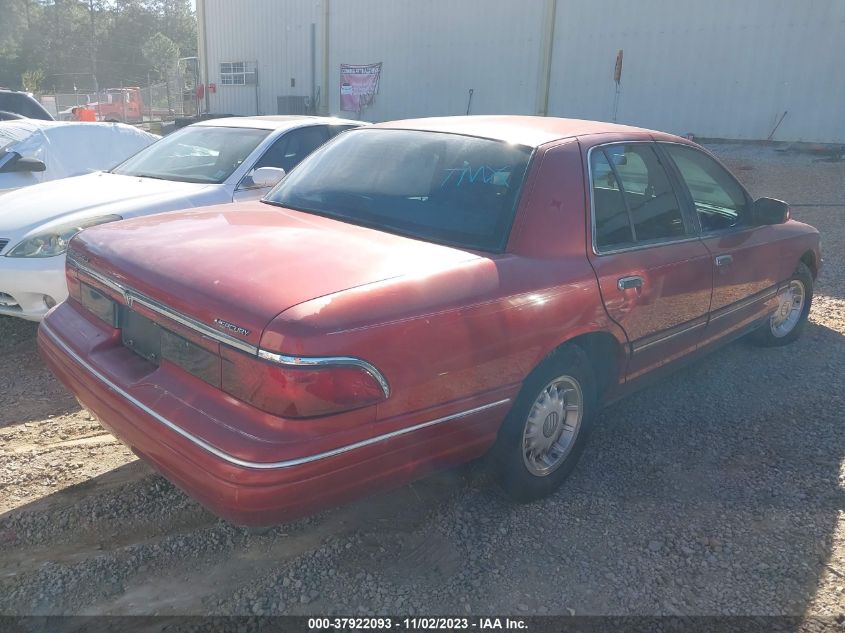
[40,70,199,124]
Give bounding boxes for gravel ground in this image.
[0,144,843,619]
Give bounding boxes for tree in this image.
[21,68,44,93]
[0,1,196,93]
[0,1,26,56]
[142,31,179,112]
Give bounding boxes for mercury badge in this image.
[214,318,250,337]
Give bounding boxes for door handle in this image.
[715,255,733,267]
[617,276,644,291]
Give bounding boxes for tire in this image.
[491,344,597,502]
[751,261,813,347]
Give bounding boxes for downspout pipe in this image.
[320,0,330,115]
[536,0,557,117]
[197,0,210,114]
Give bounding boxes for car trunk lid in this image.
[69,201,481,350]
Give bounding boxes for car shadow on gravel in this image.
[1,321,843,616]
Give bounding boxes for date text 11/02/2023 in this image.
[307,617,528,630]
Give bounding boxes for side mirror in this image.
[753,197,790,225]
[251,166,286,188]
[0,156,47,173]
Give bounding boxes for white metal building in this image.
[196,0,844,143]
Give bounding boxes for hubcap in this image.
[522,375,583,477]
[770,279,805,338]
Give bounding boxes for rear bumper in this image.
[38,309,512,525]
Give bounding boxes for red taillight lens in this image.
[221,347,386,418]
[66,266,81,303]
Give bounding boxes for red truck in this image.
[85,87,144,123]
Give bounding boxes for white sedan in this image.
[0,115,362,320]
[0,120,158,194]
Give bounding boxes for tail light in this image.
[66,266,82,302]
[221,346,388,418]
[65,257,388,419]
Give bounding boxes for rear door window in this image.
[255,125,330,172]
[327,124,359,138]
[590,143,688,251]
[590,151,634,248]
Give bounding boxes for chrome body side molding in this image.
[709,286,778,322]
[42,319,508,471]
[629,284,780,355]
[631,317,707,354]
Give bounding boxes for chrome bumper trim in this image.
[67,255,390,395]
[41,322,509,471]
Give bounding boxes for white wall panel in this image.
[202,0,320,116]
[547,0,845,141]
[326,0,546,122]
[199,0,845,142]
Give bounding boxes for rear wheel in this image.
[751,261,813,347]
[491,345,596,502]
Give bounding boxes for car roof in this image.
[0,121,157,153]
[196,115,364,131]
[0,119,142,134]
[0,119,56,133]
[0,120,86,139]
[370,115,676,147]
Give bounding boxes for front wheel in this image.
[751,261,813,347]
[491,344,596,502]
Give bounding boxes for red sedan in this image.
[38,116,821,525]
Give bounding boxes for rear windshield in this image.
[263,128,533,252]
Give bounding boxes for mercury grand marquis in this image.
[38,116,821,525]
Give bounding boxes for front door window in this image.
[662,144,750,232]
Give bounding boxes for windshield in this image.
[264,128,532,252]
[112,125,269,184]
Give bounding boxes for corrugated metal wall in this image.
[547,0,845,141]
[327,0,545,121]
[201,0,320,116]
[200,0,845,142]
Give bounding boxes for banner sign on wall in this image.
[340,63,382,113]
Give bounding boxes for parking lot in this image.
[0,143,843,617]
